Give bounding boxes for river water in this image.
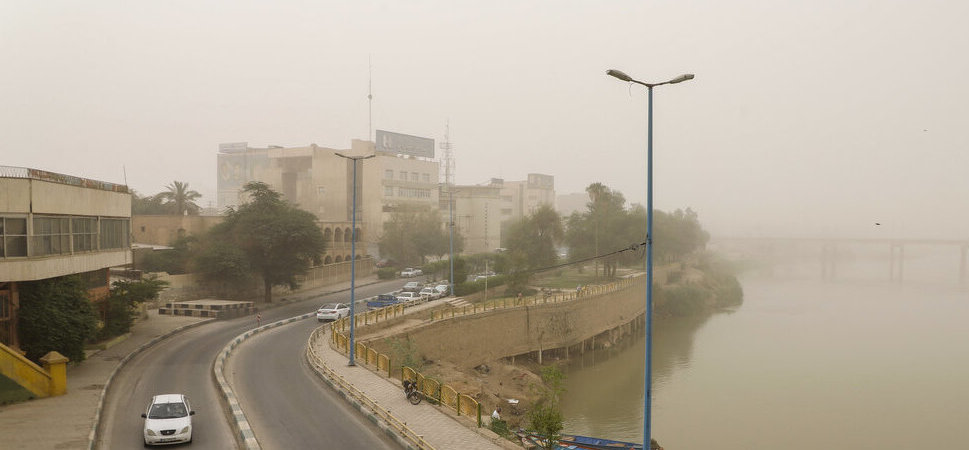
[559,249,969,449]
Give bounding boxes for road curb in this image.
[86,317,217,450]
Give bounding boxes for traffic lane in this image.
[228,319,400,450]
[98,323,239,449]
[98,278,407,449]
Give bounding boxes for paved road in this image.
[96,282,393,449]
[226,279,405,449]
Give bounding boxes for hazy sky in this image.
[3,1,967,239]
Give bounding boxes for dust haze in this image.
[2,1,967,240]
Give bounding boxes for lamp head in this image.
[606,69,633,82]
[669,74,695,84]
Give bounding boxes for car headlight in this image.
[146,429,157,436]
[180,426,191,434]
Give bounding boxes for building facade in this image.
[217,134,440,257]
[0,167,131,348]
[440,184,503,254]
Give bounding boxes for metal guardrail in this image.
[308,327,436,450]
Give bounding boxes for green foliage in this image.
[504,204,563,272]
[139,236,197,274]
[17,276,98,364]
[387,336,422,373]
[377,267,397,279]
[527,402,564,450]
[453,274,507,296]
[156,181,202,215]
[657,284,708,316]
[98,276,169,339]
[489,418,511,438]
[379,204,464,266]
[196,182,326,302]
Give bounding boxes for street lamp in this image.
[335,152,375,366]
[606,69,693,449]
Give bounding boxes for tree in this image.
[99,276,169,339]
[504,204,564,270]
[157,181,202,216]
[17,276,98,363]
[197,182,326,303]
[527,364,566,450]
[378,205,461,266]
[131,189,169,215]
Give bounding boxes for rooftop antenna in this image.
[440,122,456,301]
[440,121,455,187]
[368,55,373,142]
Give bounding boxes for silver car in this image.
[142,394,194,446]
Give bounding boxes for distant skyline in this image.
[3,1,968,240]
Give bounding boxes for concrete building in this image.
[492,173,556,221]
[217,132,440,256]
[440,184,503,254]
[0,166,131,349]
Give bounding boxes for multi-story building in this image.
[440,184,503,254]
[0,167,131,348]
[217,131,439,256]
[490,173,556,221]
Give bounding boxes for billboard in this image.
[376,130,435,158]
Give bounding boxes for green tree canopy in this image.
[197,182,326,302]
[17,276,98,363]
[157,181,202,216]
[378,204,463,266]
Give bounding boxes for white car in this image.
[402,281,423,292]
[419,287,441,300]
[316,303,351,322]
[400,267,423,277]
[395,291,423,303]
[434,284,450,297]
[142,394,194,446]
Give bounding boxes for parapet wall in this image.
[389,276,647,368]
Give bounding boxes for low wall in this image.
[370,276,647,369]
[154,259,374,302]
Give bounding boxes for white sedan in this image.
[142,393,194,446]
[400,268,423,277]
[395,291,423,303]
[316,303,351,322]
[419,287,441,300]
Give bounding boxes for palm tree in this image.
[158,181,202,216]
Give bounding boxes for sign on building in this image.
[376,130,435,158]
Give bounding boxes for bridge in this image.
[711,236,969,285]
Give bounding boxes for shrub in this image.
[17,276,98,364]
[377,267,397,280]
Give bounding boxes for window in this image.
[31,216,71,256]
[501,209,513,215]
[100,218,129,250]
[501,195,513,202]
[399,170,407,180]
[72,217,97,252]
[317,186,326,195]
[410,172,419,182]
[0,217,27,257]
[384,186,394,197]
[385,169,394,179]
[422,173,430,183]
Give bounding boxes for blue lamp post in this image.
[335,152,375,367]
[606,69,693,449]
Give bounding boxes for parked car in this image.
[419,287,441,300]
[142,393,194,446]
[402,281,423,292]
[400,267,423,277]
[473,272,497,282]
[434,284,450,297]
[395,291,423,303]
[366,293,400,310]
[316,303,351,322]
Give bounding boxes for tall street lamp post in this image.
[606,69,693,449]
[335,152,375,366]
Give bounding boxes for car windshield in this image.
[149,402,188,419]
[320,304,338,311]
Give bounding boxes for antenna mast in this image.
[368,56,373,142]
[440,121,455,187]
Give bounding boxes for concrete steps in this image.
[446,297,470,308]
[159,299,255,319]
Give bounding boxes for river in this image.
[559,248,969,449]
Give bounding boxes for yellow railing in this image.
[429,276,636,321]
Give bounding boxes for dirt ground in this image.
[419,356,545,429]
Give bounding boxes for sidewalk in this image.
[306,307,516,450]
[0,311,210,450]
